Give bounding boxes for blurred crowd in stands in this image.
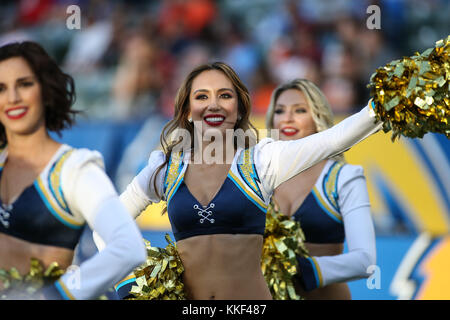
[0,0,448,121]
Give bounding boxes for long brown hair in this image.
[153,62,259,203]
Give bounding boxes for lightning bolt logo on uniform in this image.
[237,148,264,202]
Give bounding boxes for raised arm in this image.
[257,102,382,193]
[296,165,376,291]
[42,151,146,300]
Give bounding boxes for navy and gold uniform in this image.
[0,148,83,248]
[0,144,146,300]
[113,104,381,297]
[290,160,376,291]
[292,161,346,244]
[166,148,267,242]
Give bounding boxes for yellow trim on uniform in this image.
[56,279,76,300]
[310,257,324,288]
[48,150,74,211]
[114,274,136,290]
[323,161,344,211]
[35,177,83,228]
[229,171,267,211]
[164,152,184,202]
[238,149,264,199]
[166,171,185,203]
[312,186,343,223]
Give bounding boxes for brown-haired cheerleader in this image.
[112,61,382,300]
[0,41,146,300]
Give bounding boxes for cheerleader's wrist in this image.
[367,99,376,117]
[114,274,137,300]
[295,257,323,291]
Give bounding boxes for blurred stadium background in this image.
[1,0,448,299]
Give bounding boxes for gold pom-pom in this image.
[261,202,308,300]
[0,258,64,299]
[127,234,186,300]
[368,35,450,140]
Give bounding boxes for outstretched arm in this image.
[257,102,381,193]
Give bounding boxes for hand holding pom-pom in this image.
[368,35,449,140]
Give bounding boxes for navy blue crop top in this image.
[163,151,267,242]
[0,148,84,249]
[291,162,345,244]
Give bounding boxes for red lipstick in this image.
[5,106,29,120]
[281,126,299,137]
[204,114,225,127]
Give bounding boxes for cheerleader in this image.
[112,62,382,299]
[265,79,376,299]
[0,41,146,299]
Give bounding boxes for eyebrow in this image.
[16,76,36,82]
[0,76,37,86]
[193,88,234,95]
[0,76,35,83]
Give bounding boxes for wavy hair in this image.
[153,62,259,203]
[0,41,77,147]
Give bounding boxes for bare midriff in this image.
[177,233,272,300]
[0,232,74,288]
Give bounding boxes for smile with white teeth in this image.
[6,107,28,116]
[205,117,224,122]
[282,128,298,133]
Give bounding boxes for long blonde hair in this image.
[265,78,345,162]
